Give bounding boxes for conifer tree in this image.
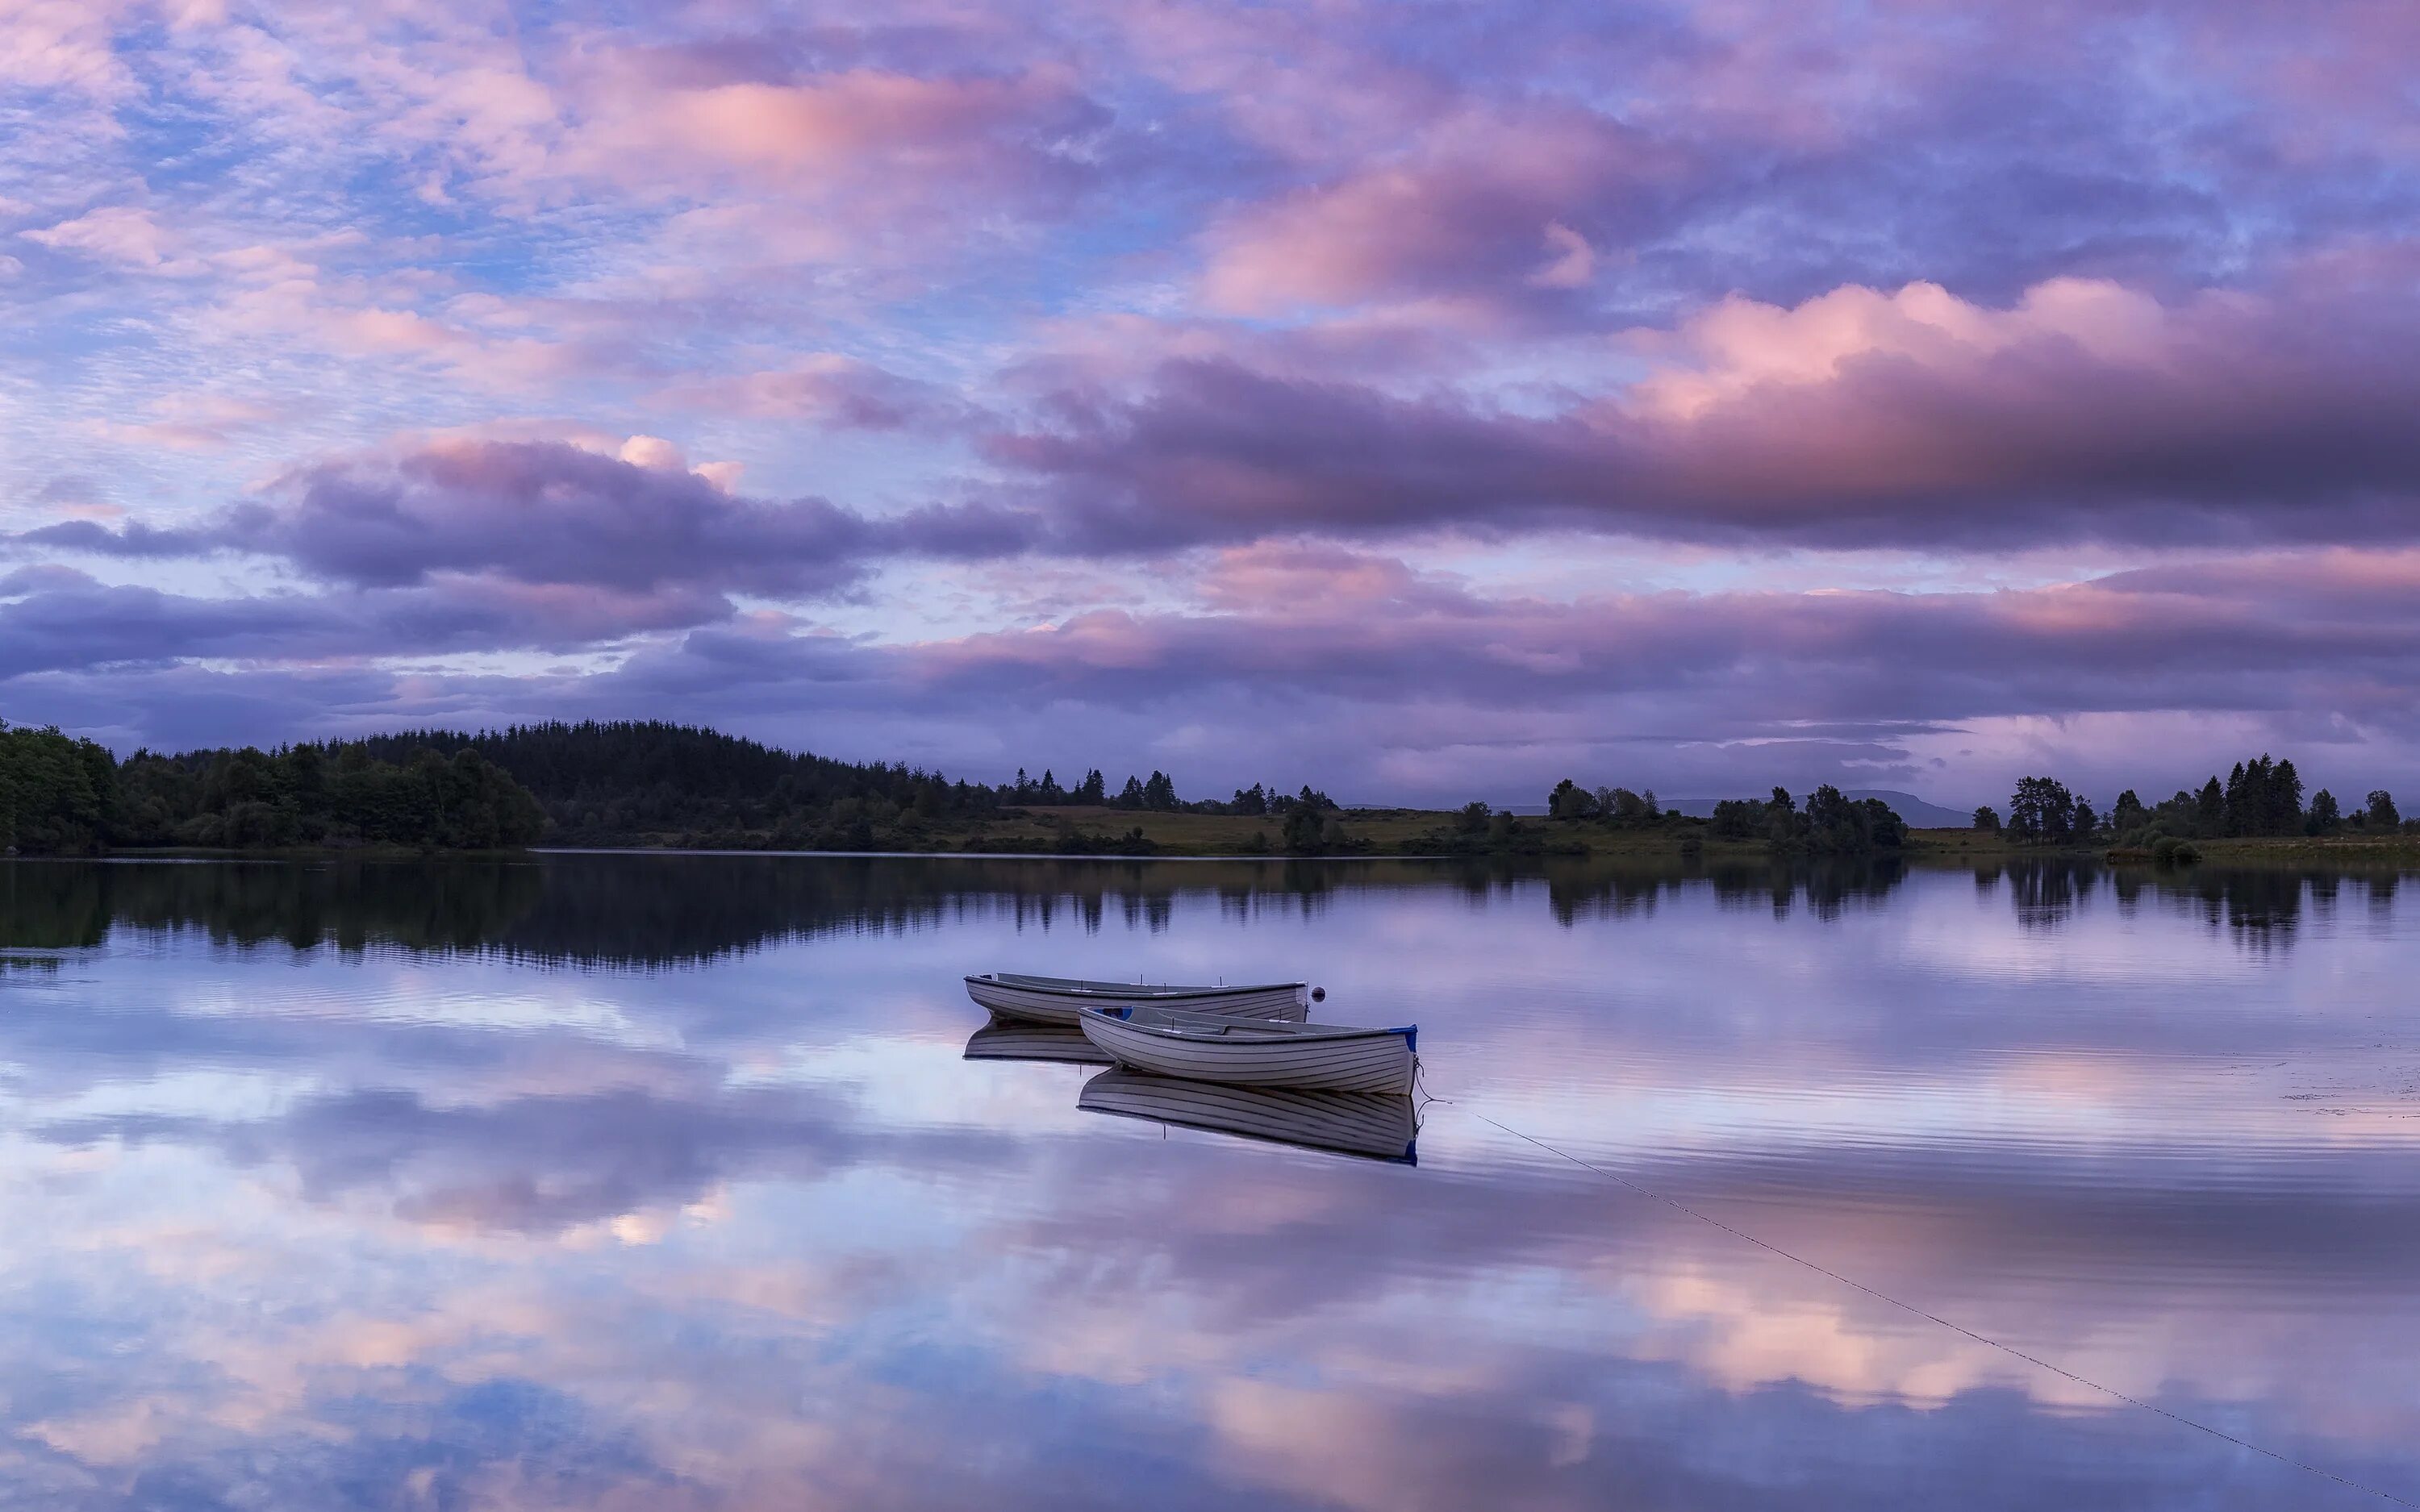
[2111,789,2147,832]
[2008,776,2076,844]
[2308,789,2340,835]
[2272,758,2304,833]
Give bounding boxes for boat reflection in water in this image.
[1078,1068,1419,1164]
[963,1019,1115,1065]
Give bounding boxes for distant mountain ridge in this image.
[1664,789,1974,828]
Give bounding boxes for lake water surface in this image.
[2,853,2417,1509]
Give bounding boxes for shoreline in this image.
[22,826,2420,866]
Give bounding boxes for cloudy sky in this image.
[3,1,2417,806]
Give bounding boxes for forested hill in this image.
[4,716,1320,855]
[361,722,1009,848]
[351,722,1343,849]
[2,721,545,855]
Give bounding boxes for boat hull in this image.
[964,976,1307,1027]
[1078,1008,1416,1095]
[1079,1069,1417,1163]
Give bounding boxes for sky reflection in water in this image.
[1,854,2416,1510]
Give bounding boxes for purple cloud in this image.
[656,356,968,431]
[1196,105,1688,316]
[10,519,225,560]
[9,440,1043,613]
[986,276,2420,553]
[0,571,348,679]
[243,442,885,595]
[15,541,2420,806]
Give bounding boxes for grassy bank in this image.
[490,807,1798,858]
[2137,834,2420,861]
[93,845,540,862]
[1901,827,2070,857]
[58,817,2420,864]
[1905,827,2420,864]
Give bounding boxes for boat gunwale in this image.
[968,972,1305,999]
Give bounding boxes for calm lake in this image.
[2,852,2416,1509]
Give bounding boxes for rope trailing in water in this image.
[1429,1093,2414,1510]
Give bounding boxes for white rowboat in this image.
[965,972,1308,1027]
[1079,1005,1417,1095]
[1079,1068,1417,1163]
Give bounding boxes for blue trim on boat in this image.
[1391,1026,1417,1055]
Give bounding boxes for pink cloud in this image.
[86,394,282,452]
[19,206,202,273]
[1192,541,1458,612]
[657,356,962,430]
[0,0,140,101]
[1629,277,2180,420]
[461,48,1112,258]
[1198,106,1676,315]
[608,67,1083,181]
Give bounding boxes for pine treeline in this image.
[1996,752,2415,850]
[2214,755,2304,835]
[3,716,1329,855]
[27,717,2414,860]
[373,723,1296,847]
[1008,764,1307,817]
[0,724,118,854]
[2,719,546,855]
[361,721,1007,848]
[116,744,546,850]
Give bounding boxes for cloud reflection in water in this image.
[1,854,2416,1509]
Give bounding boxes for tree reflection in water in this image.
[7,852,2418,964]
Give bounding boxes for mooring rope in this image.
[1414,1089,2412,1509]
